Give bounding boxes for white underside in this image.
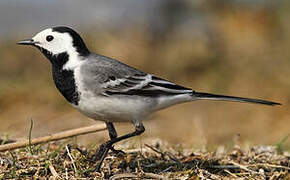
[75,95,152,123]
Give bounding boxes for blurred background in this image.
[0,0,289,150]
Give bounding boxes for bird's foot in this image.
[109,146,125,156]
[90,142,110,163]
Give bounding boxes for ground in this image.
[0,139,289,179]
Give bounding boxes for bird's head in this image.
[18,26,90,67]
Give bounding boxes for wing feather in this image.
[102,74,193,97]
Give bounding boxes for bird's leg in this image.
[91,122,117,162]
[106,122,125,155]
[94,123,145,171]
[106,122,117,139]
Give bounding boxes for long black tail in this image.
[194,92,281,106]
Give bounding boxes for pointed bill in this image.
[17,39,35,45]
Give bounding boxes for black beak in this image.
[17,39,35,46]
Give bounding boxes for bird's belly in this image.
[74,94,154,123]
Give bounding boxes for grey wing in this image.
[101,73,193,97]
[82,54,193,97]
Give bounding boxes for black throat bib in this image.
[39,48,80,105]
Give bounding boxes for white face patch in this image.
[32,28,74,55]
[32,28,83,70]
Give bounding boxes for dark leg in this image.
[105,122,125,154]
[106,122,117,139]
[91,122,118,161]
[94,123,145,171]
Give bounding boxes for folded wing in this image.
[102,74,193,97]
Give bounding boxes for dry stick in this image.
[109,173,167,180]
[229,161,258,174]
[48,160,60,178]
[65,145,78,176]
[224,169,238,178]
[0,123,107,152]
[248,163,290,171]
[145,144,180,163]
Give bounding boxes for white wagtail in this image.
[18,26,280,170]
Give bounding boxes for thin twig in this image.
[0,124,107,152]
[28,119,34,154]
[248,163,290,171]
[210,165,240,169]
[161,166,173,173]
[229,161,258,174]
[144,172,168,179]
[65,167,68,180]
[109,172,168,180]
[65,145,78,176]
[109,173,138,180]
[145,143,164,155]
[125,148,150,153]
[145,144,180,163]
[224,169,238,178]
[48,160,59,178]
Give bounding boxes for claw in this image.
[91,143,108,162]
[109,146,125,155]
[95,147,109,172]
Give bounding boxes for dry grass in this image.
[0,139,289,179]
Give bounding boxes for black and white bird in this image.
[18,26,280,170]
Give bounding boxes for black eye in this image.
[46,35,54,42]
